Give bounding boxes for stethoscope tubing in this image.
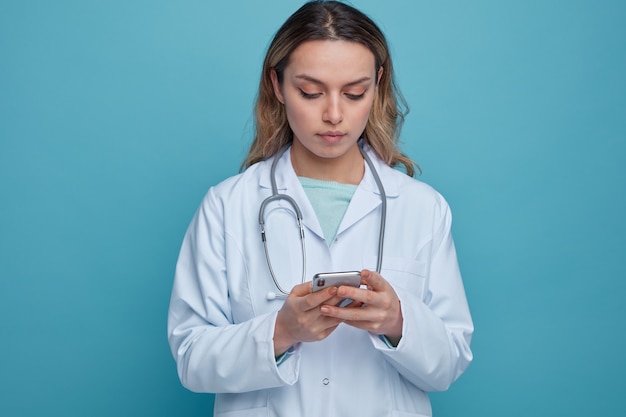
[259,142,386,299]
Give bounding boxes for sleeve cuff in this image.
[379,335,397,349]
[275,344,299,366]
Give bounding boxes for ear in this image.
[377,66,384,85]
[270,68,285,104]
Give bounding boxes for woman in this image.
[168,1,473,416]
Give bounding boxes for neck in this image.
[290,142,364,185]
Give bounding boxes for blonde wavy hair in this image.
[243,0,417,177]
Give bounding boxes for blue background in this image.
[1,1,625,416]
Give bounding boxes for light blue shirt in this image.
[298,177,357,246]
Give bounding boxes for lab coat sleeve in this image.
[371,199,473,392]
[167,187,300,393]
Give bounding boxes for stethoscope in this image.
[260,142,387,300]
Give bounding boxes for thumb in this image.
[289,280,313,296]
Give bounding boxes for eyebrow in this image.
[295,74,372,87]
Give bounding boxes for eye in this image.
[299,89,321,99]
[345,90,366,101]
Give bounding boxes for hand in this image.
[273,281,344,356]
[319,269,403,345]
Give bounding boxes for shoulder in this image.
[380,164,449,209]
[191,159,272,222]
[379,167,455,236]
[206,159,270,200]
[363,144,447,210]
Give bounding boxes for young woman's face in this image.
[271,40,381,181]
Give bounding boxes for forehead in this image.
[285,40,376,83]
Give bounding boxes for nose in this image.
[322,96,343,125]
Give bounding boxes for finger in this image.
[320,303,370,322]
[336,285,375,306]
[289,281,314,296]
[295,286,338,311]
[289,281,336,300]
[359,269,387,291]
[323,291,359,308]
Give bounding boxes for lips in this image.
[318,131,346,143]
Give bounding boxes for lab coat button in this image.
[322,378,330,385]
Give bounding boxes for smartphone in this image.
[312,271,361,307]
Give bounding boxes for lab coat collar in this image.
[258,143,400,239]
[258,143,400,196]
[358,142,400,198]
[339,143,399,236]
